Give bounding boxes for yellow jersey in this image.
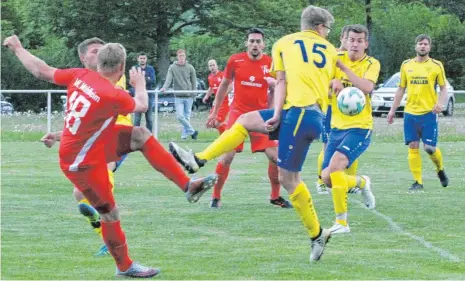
[271,30,338,111]
[115,75,133,126]
[331,52,380,130]
[400,58,446,115]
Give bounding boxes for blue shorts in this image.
[321,105,332,144]
[404,112,438,146]
[113,154,128,172]
[259,106,323,172]
[322,128,371,170]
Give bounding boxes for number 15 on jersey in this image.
[294,40,327,68]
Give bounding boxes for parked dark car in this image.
[155,92,175,113]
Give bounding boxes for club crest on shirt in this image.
[261,65,269,75]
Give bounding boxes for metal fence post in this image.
[154,90,159,139]
[47,91,52,133]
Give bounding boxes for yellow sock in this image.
[408,148,422,184]
[330,171,348,226]
[317,149,324,185]
[429,148,444,172]
[196,123,248,161]
[346,159,358,176]
[289,182,321,238]
[346,174,358,189]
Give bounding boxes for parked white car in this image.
[371,72,455,117]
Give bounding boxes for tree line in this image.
[1,0,464,112]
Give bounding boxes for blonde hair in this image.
[97,43,126,73]
[301,6,334,31]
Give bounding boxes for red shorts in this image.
[104,124,134,163]
[227,109,278,153]
[66,124,134,213]
[63,163,115,214]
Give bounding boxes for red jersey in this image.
[208,70,224,94]
[54,68,135,171]
[223,52,272,112]
[208,70,230,119]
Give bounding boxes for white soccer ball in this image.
[336,87,366,116]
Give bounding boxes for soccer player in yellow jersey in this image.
[320,24,378,235]
[387,34,449,191]
[316,24,353,194]
[169,5,338,262]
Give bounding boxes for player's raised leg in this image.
[113,125,217,202]
[169,109,274,173]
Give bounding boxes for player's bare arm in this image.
[40,131,62,148]
[3,35,57,83]
[387,86,406,123]
[129,67,148,113]
[203,87,214,103]
[330,79,344,96]
[336,60,375,94]
[433,84,448,113]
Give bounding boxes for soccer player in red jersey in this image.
[170,28,291,209]
[4,35,216,278]
[203,59,231,134]
[39,37,217,257]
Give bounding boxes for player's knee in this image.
[236,113,253,130]
[424,145,436,155]
[408,141,420,149]
[132,126,151,148]
[97,202,118,219]
[220,153,236,167]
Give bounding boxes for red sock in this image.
[268,162,280,200]
[141,137,190,191]
[101,220,133,272]
[217,124,227,135]
[212,162,230,200]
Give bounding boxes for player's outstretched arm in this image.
[129,67,148,113]
[3,35,57,83]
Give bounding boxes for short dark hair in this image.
[138,52,147,57]
[77,37,105,56]
[347,24,369,40]
[415,34,432,45]
[246,28,265,40]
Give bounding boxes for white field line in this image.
[350,198,461,263]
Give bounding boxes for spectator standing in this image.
[161,49,198,139]
[133,53,155,132]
